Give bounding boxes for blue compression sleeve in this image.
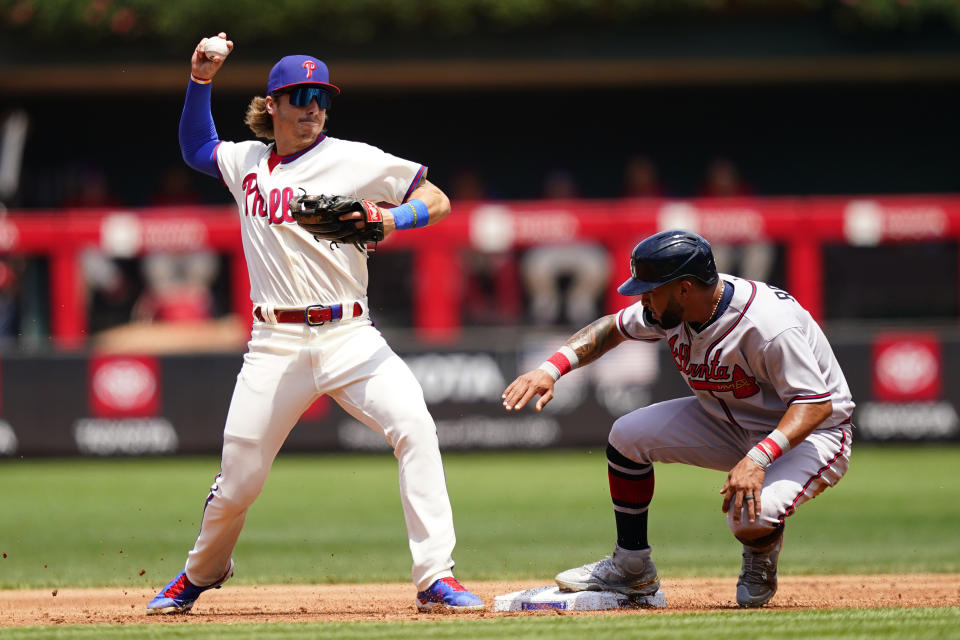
[179,80,221,178]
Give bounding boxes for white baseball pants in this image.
[183,319,456,591]
[608,396,852,543]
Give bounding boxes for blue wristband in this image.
[390,199,430,230]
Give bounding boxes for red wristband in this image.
[755,437,784,461]
[547,351,575,377]
[747,430,792,469]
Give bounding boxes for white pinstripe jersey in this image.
[215,134,424,308]
[616,275,855,432]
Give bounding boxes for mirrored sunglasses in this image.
[285,86,333,109]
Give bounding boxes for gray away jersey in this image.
[616,275,855,432]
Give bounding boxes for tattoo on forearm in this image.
[567,315,617,366]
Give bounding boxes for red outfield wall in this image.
[2,194,959,346]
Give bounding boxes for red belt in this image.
[254,302,363,326]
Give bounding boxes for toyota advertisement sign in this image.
[0,329,957,457]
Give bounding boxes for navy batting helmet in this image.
[618,230,718,295]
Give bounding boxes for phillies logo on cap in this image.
[267,55,341,96]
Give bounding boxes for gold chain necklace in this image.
[708,281,725,322]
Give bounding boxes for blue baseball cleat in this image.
[146,561,234,614]
[416,576,484,612]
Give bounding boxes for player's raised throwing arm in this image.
[502,313,626,412]
[179,33,234,178]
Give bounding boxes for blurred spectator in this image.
[140,166,218,325]
[698,156,773,282]
[699,156,753,198]
[132,252,218,323]
[82,250,139,332]
[90,251,244,353]
[448,167,523,325]
[542,169,579,200]
[449,166,490,202]
[463,249,523,326]
[61,166,124,208]
[521,169,611,326]
[622,155,667,198]
[150,164,204,206]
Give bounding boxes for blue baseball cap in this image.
[267,55,341,96]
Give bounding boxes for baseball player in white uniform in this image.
[147,33,482,614]
[502,229,854,607]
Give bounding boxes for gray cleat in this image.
[736,533,783,608]
[555,545,660,596]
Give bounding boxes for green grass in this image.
[4,607,960,639]
[0,445,958,590]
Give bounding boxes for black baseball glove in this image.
[288,193,385,250]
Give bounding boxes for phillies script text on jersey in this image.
[241,174,297,224]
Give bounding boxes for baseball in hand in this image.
[202,37,230,61]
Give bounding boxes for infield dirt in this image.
[2,574,959,627]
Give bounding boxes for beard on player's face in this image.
[643,289,685,329]
[655,296,685,329]
[642,282,685,329]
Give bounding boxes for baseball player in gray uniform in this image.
[147,33,482,614]
[502,229,854,607]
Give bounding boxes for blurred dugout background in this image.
[0,0,959,457]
